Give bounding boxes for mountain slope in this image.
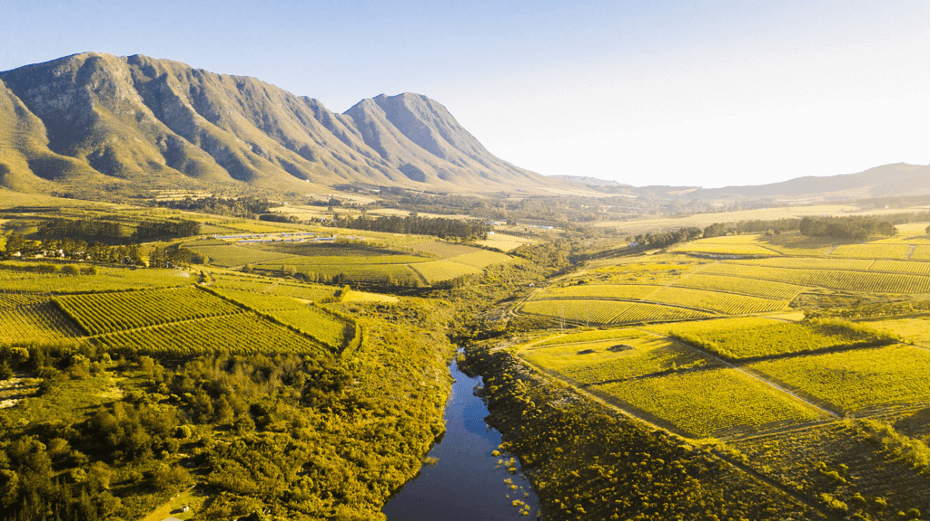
[0,52,560,197]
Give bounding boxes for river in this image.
[382,357,540,520]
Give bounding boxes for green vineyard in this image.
[594,367,829,438]
[748,344,930,414]
[671,273,804,300]
[92,312,327,356]
[55,287,244,335]
[647,286,787,315]
[0,301,85,344]
[701,263,929,294]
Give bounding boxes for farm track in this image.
[406,264,430,286]
[637,329,842,419]
[513,341,831,518]
[906,244,917,260]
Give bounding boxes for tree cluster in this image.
[130,220,200,242]
[634,227,702,248]
[329,215,490,239]
[799,216,896,240]
[37,219,123,243]
[153,196,271,219]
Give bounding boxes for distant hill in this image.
[0,52,564,197]
[548,175,630,187]
[680,163,930,201]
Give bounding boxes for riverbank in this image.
[463,341,823,520]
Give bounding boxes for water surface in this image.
[382,358,539,520]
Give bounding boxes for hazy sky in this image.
[2,0,928,187]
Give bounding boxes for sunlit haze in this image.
[2,0,927,188]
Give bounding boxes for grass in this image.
[668,318,893,360]
[0,371,117,425]
[593,367,828,438]
[910,245,930,261]
[142,488,210,521]
[748,344,930,414]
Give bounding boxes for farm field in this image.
[520,333,717,385]
[860,315,930,348]
[92,312,329,356]
[475,232,536,251]
[700,262,929,294]
[730,416,929,521]
[0,262,191,292]
[0,301,85,344]
[671,273,804,299]
[748,344,930,414]
[870,259,930,274]
[647,286,787,315]
[668,241,778,256]
[593,367,828,438]
[530,284,661,301]
[667,317,894,360]
[55,287,244,335]
[185,243,298,267]
[829,243,912,260]
[408,260,481,283]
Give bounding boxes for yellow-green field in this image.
[475,232,536,252]
[748,345,930,414]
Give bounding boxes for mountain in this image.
[0,52,563,197]
[681,163,930,201]
[548,175,630,187]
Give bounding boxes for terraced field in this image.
[748,345,930,414]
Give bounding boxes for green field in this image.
[701,262,929,294]
[0,301,85,344]
[593,367,828,438]
[748,345,930,414]
[530,284,660,301]
[0,262,191,292]
[55,287,243,335]
[93,311,329,356]
[187,243,298,267]
[522,334,717,385]
[647,286,788,315]
[408,260,481,283]
[672,273,804,299]
[830,243,913,260]
[668,317,893,360]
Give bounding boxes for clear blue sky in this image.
[2,0,928,188]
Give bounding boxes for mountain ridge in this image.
[0,52,562,197]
